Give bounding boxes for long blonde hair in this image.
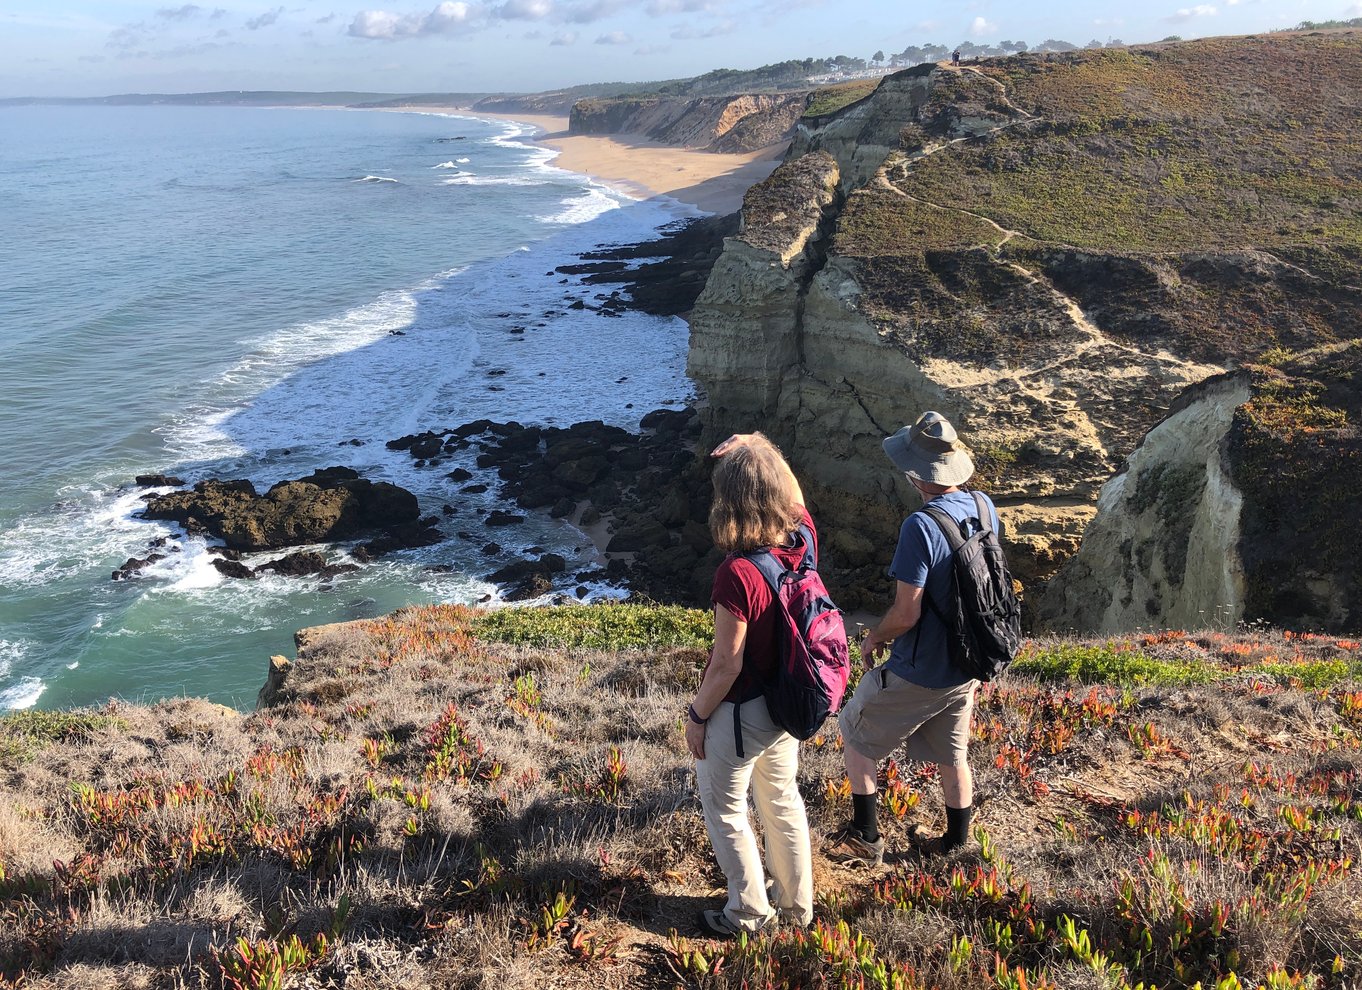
[708,436,803,553]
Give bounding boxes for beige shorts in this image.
[837,668,976,767]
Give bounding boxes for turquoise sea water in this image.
[0,105,695,712]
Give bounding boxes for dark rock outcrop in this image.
[134,474,186,488]
[555,213,739,318]
[255,551,360,579]
[142,467,434,552]
[452,408,713,604]
[212,559,256,580]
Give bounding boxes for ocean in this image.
[0,104,696,713]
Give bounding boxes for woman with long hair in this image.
[685,432,815,938]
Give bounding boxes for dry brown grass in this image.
[2,606,1361,988]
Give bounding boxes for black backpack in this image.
[916,491,1022,682]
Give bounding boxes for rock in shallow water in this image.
[141,467,427,552]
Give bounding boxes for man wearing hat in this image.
[826,411,1000,864]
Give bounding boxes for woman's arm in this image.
[685,604,747,760]
[710,432,805,506]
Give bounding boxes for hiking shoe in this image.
[824,826,885,867]
[695,908,744,940]
[912,834,966,858]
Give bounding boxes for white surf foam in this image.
[432,161,461,169]
[456,157,470,164]
[0,640,43,712]
[166,283,435,463]
[0,678,44,711]
[537,186,621,225]
[356,175,399,183]
[439,174,546,187]
[0,486,179,590]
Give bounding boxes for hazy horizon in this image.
[4,0,1360,101]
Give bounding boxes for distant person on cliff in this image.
[826,411,999,864]
[685,432,815,938]
[952,48,961,66]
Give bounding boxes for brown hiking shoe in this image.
[824,827,886,867]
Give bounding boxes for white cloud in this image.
[348,1,476,38]
[426,2,473,30]
[494,0,552,18]
[1165,4,1216,22]
[594,29,630,43]
[106,25,147,50]
[1346,1,1362,13]
[647,0,715,12]
[670,19,733,39]
[156,5,203,20]
[348,10,404,37]
[244,5,284,29]
[564,0,627,22]
[968,15,996,36]
[550,29,577,43]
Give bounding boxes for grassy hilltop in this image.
[3,604,1362,988]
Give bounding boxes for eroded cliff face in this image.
[1034,373,1254,632]
[688,35,1362,625]
[568,93,807,152]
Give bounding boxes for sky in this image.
[2,0,1359,99]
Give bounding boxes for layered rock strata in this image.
[569,93,807,152]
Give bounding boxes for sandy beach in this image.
[427,109,784,214]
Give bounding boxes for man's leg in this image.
[938,761,974,851]
[940,762,973,809]
[843,742,880,841]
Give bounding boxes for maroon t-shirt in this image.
[709,508,817,704]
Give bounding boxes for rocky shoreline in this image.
[117,215,753,607]
[389,407,715,603]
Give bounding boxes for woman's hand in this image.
[711,433,755,458]
[685,717,707,760]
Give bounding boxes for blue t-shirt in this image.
[884,490,1001,689]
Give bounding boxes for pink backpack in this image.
[735,524,850,752]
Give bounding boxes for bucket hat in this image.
[882,411,975,486]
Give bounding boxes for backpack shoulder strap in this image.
[912,505,963,635]
[740,548,784,595]
[794,523,816,571]
[917,505,967,552]
[972,491,992,535]
[741,524,813,590]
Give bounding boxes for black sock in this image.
[944,804,973,850]
[852,792,879,842]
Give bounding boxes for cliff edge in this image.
[687,33,1362,629]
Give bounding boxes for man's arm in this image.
[862,581,924,664]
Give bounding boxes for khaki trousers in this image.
[695,696,814,930]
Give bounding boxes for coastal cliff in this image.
[687,33,1362,626]
[569,93,807,152]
